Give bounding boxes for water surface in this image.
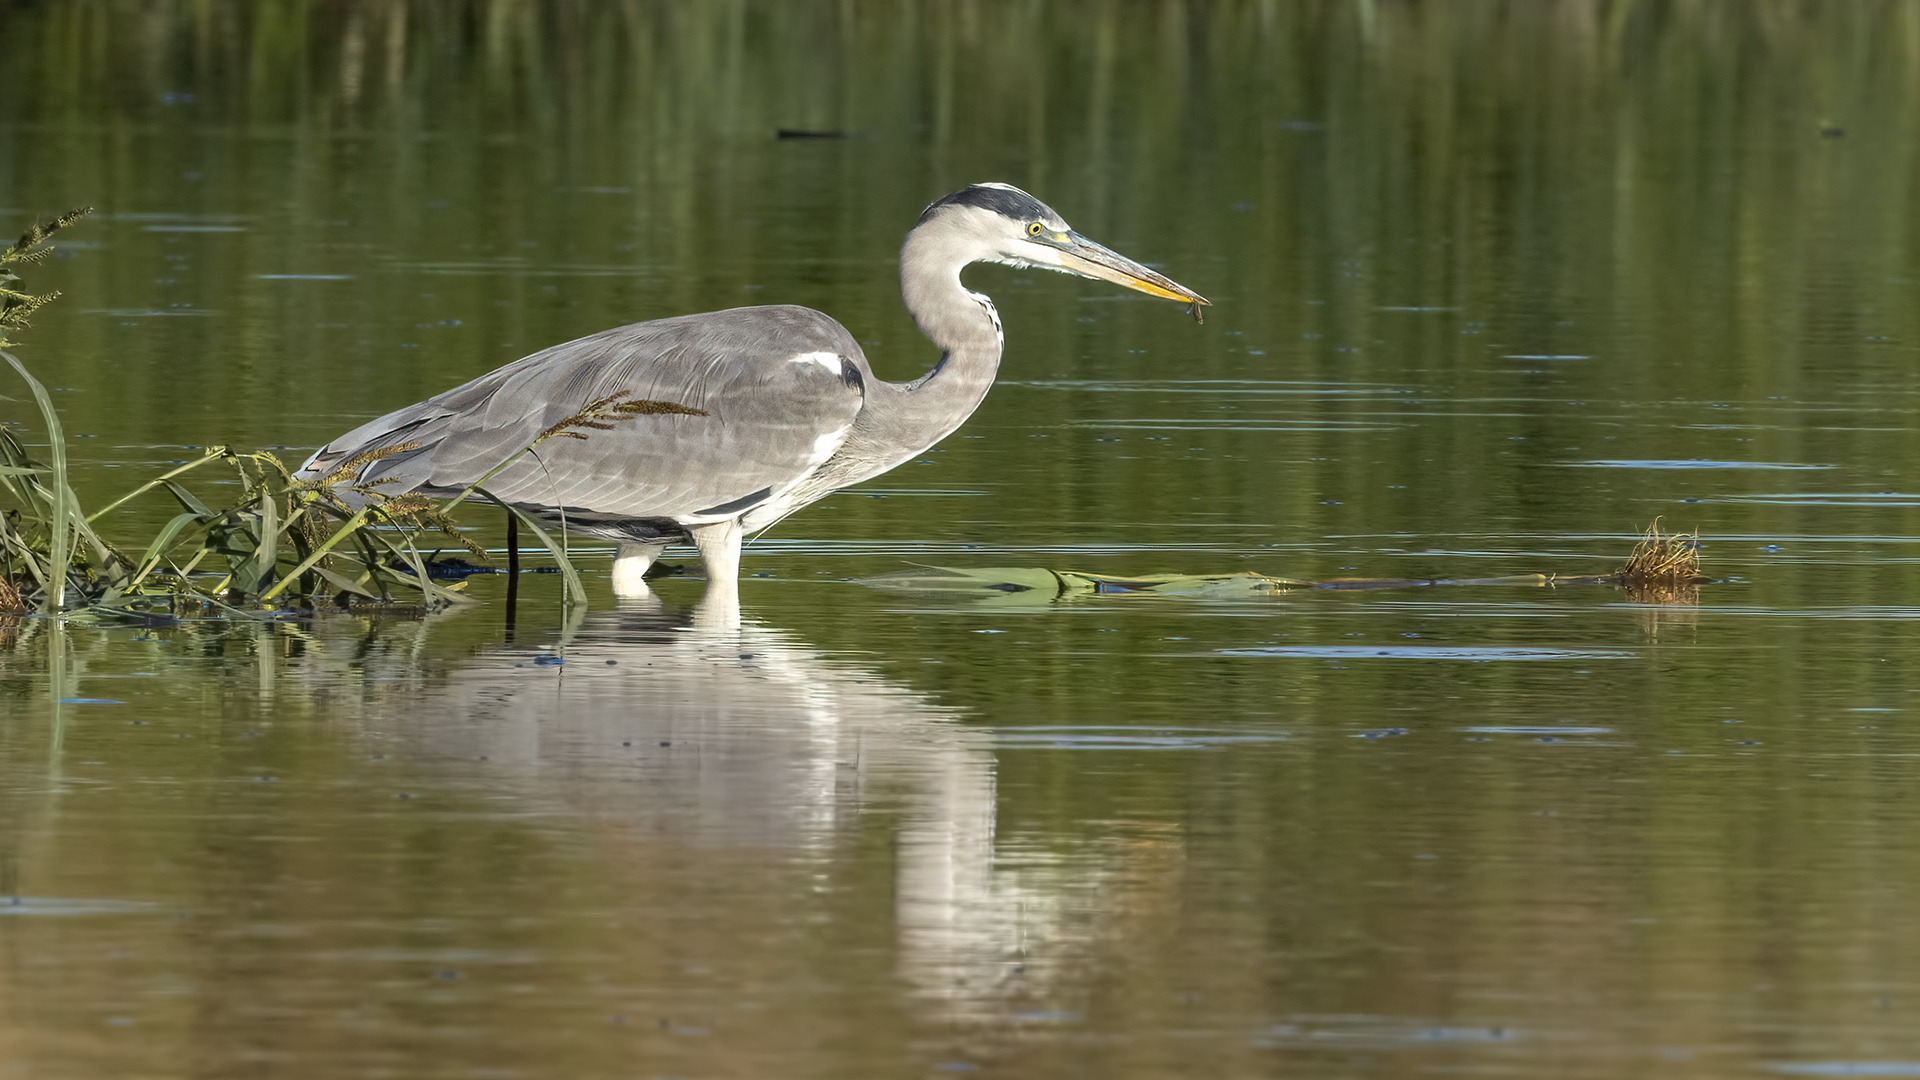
[5,3,1920,1077]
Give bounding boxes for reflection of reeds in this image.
[0,575,20,649]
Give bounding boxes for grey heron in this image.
[298,183,1209,599]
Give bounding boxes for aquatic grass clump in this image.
[3,357,709,619]
[0,391,481,617]
[1611,519,1706,604]
[0,370,714,618]
[1616,519,1702,581]
[0,362,658,617]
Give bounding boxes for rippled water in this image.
[6,2,1920,1077]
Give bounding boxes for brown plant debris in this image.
[1614,519,1706,586]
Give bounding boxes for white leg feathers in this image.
[610,542,668,598]
[609,524,743,623]
[689,520,745,629]
[689,519,744,584]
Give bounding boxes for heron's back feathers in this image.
[298,306,870,537]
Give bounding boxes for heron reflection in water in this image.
[318,600,1130,1032]
[298,184,1209,607]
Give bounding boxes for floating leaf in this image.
[1057,570,1310,595]
[867,565,1072,594]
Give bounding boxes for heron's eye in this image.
[1027,222,1044,236]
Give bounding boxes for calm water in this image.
[6,2,1920,1077]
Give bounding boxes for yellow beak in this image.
[1046,231,1211,307]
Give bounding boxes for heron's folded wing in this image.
[305,307,867,523]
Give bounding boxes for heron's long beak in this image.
[1044,231,1210,307]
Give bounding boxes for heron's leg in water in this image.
[688,519,744,629]
[610,542,668,598]
[688,519,743,583]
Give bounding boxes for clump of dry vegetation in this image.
[1609,519,1707,603]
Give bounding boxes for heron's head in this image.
[915,182,1210,309]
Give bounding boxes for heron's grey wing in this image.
[301,306,867,523]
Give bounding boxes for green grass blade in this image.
[2,349,74,613]
[380,540,471,607]
[155,479,215,518]
[85,448,229,522]
[233,480,279,594]
[258,506,372,602]
[310,563,380,599]
[126,511,208,589]
[480,490,586,607]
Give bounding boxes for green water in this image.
[6,2,1920,1076]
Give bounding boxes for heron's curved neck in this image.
[897,228,1004,437]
